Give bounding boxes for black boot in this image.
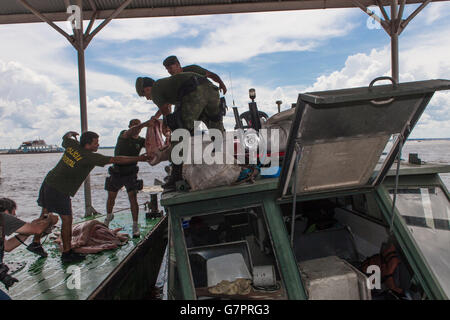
[162,164,182,191]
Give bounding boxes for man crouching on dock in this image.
[28,131,151,263]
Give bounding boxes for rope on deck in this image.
[110,202,149,215]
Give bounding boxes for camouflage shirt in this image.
[182,65,207,76]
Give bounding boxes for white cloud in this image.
[100,57,168,78]
[421,2,450,25]
[0,22,137,97]
[306,48,391,91]
[0,59,156,148]
[99,9,357,73]
[1,4,449,147]
[94,17,181,42]
[94,16,209,42]
[299,24,450,138]
[173,10,357,64]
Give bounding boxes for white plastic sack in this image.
[183,163,242,191]
[180,133,243,191]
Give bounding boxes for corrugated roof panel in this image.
[0,0,448,24]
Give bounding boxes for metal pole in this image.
[391,0,399,83]
[75,1,94,217]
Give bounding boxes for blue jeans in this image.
[0,288,11,300]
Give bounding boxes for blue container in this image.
[260,166,281,178]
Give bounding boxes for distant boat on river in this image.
[5,139,63,154]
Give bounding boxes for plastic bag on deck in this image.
[183,163,242,191]
[181,133,243,191]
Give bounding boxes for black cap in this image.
[135,77,155,96]
[163,55,179,67]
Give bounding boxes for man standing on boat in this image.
[162,55,227,95]
[135,72,225,190]
[28,131,150,263]
[103,119,152,238]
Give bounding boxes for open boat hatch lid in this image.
[278,78,450,197]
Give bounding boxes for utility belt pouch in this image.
[108,165,120,176]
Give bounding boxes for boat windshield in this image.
[390,187,450,298]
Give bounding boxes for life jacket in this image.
[361,243,404,295]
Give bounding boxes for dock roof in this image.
[0,0,448,25]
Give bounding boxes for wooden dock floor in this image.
[3,210,163,300]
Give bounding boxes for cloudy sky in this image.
[0,2,449,148]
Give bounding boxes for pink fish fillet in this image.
[146,120,170,163]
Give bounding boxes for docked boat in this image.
[7,140,64,154]
[161,79,450,300]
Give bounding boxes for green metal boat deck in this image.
[160,162,450,299]
[3,209,166,300]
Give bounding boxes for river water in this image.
[0,140,449,222]
[0,139,449,299]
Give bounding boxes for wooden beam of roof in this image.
[0,0,447,25]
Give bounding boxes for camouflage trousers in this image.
[179,82,225,133]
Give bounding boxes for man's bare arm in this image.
[4,234,29,252]
[122,119,152,139]
[159,103,172,117]
[152,110,162,120]
[63,131,79,140]
[15,216,55,236]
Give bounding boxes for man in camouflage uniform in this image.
[163,55,227,95]
[135,73,225,190]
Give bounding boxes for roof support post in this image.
[391,0,399,83]
[17,0,132,217]
[74,0,96,217]
[352,0,432,84]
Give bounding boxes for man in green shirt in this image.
[104,119,151,237]
[163,55,227,95]
[135,73,225,190]
[29,131,150,263]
